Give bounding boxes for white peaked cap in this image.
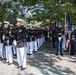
[36,26,40,28]
[26,24,31,27]
[4,21,10,24]
[16,18,23,22]
[10,24,13,26]
[0,22,2,24]
[27,24,31,26]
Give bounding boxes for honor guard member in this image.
[34,26,38,52]
[55,22,64,56]
[41,28,43,46]
[70,24,76,55]
[29,26,34,55]
[39,28,42,47]
[42,28,45,43]
[9,24,17,57]
[41,28,44,46]
[44,28,48,41]
[31,26,35,52]
[37,27,40,49]
[35,27,39,50]
[38,27,41,48]
[62,26,67,52]
[26,25,31,55]
[3,21,13,64]
[40,28,43,47]
[15,18,26,70]
[0,22,4,59]
[52,26,56,48]
[39,28,41,48]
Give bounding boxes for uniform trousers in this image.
[29,41,33,54]
[26,42,30,54]
[43,36,45,43]
[39,38,41,47]
[62,35,67,51]
[41,37,43,46]
[0,43,3,58]
[37,39,40,48]
[34,40,38,52]
[17,47,26,68]
[12,44,16,55]
[56,36,63,55]
[32,41,35,51]
[39,38,42,47]
[66,39,69,49]
[70,40,75,55]
[5,45,13,63]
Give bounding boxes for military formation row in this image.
[0,18,47,70]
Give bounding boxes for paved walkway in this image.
[0,40,76,75]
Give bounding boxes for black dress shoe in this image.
[27,53,30,55]
[2,60,6,63]
[14,54,16,56]
[64,50,67,52]
[70,54,74,56]
[60,54,63,56]
[33,51,37,53]
[17,66,22,68]
[21,68,26,70]
[8,63,12,65]
[0,58,3,61]
[29,54,32,55]
[55,54,58,55]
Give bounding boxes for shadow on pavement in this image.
[13,40,76,75]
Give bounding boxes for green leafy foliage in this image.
[0,0,76,27]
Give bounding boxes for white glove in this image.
[7,40,9,46]
[7,40,9,43]
[59,37,62,41]
[2,35,5,40]
[13,40,17,46]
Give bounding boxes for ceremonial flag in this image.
[49,18,52,31]
[68,13,71,30]
[67,12,71,53]
[54,19,57,27]
[49,18,52,47]
[58,15,60,23]
[65,12,67,31]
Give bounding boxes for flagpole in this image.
[64,12,67,51]
[50,18,52,48]
[68,12,71,54]
[65,12,67,31]
[56,19,58,27]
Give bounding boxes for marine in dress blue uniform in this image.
[26,25,32,55]
[3,21,13,64]
[70,24,76,55]
[55,22,64,55]
[15,18,26,70]
[9,24,17,57]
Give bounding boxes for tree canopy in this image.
[0,0,76,27]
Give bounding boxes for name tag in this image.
[19,30,22,33]
[58,33,62,35]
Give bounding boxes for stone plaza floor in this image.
[0,40,76,75]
